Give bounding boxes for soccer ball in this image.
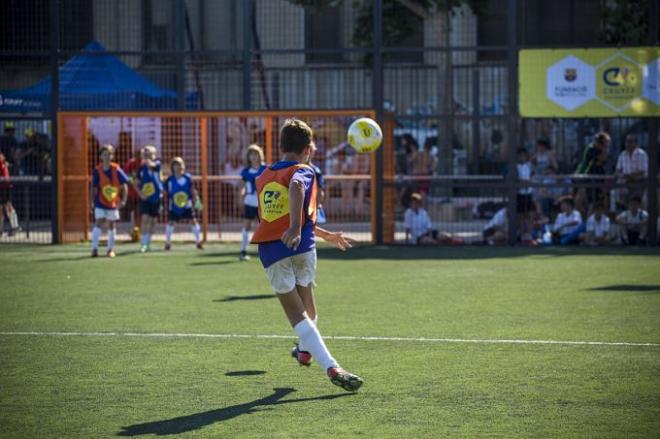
[347,117,383,153]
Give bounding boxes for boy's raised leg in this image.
[277,288,363,391]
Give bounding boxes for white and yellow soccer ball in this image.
[347,117,383,153]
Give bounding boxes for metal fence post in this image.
[506,0,518,245]
[50,0,60,244]
[373,0,384,245]
[648,0,658,246]
[242,0,253,110]
[175,0,185,110]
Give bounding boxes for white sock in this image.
[107,229,116,250]
[299,315,318,352]
[192,224,201,243]
[91,226,102,250]
[8,210,18,229]
[165,224,174,243]
[141,233,150,247]
[293,318,338,371]
[241,228,249,252]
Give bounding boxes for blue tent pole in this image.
[50,0,60,244]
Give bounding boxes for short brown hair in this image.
[280,119,313,154]
[594,132,610,144]
[100,144,114,155]
[245,144,265,167]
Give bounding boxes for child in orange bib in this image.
[251,118,363,392]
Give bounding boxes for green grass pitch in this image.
[1,244,659,438]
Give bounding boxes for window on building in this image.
[305,5,344,64]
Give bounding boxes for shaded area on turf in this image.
[314,246,660,261]
[588,285,660,293]
[224,370,266,376]
[116,388,353,436]
[189,260,239,266]
[214,294,274,302]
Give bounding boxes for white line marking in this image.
[0,331,658,347]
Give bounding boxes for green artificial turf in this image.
[1,244,659,438]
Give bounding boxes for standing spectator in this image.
[576,132,610,175]
[516,148,534,242]
[615,134,648,206]
[575,132,610,212]
[616,196,648,245]
[400,134,419,175]
[532,138,558,176]
[0,153,20,236]
[552,197,584,245]
[411,139,437,195]
[123,149,142,242]
[0,123,18,172]
[580,202,610,246]
[308,142,327,224]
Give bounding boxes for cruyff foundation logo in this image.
[260,182,289,222]
[603,67,636,87]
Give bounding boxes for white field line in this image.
[0,331,658,347]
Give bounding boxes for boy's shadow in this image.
[117,387,353,436]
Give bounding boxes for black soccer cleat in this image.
[327,367,364,392]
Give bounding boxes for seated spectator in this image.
[530,208,552,245]
[404,193,458,245]
[616,196,648,245]
[482,207,507,245]
[552,197,584,245]
[580,202,610,246]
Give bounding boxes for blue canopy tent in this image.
[0,41,197,114]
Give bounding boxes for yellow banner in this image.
[519,48,660,117]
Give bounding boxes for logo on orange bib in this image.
[260,182,289,222]
[102,185,119,203]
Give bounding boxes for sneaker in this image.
[140,245,149,253]
[196,242,204,250]
[239,251,250,261]
[164,242,171,251]
[291,344,312,367]
[327,367,363,392]
[91,248,98,258]
[107,250,116,258]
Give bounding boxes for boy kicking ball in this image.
[251,118,363,392]
[90,144,130,258]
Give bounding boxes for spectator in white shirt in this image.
[482,207,507,245]
[404,193,457,245]
[552,197,584,245]
[580,202,610,246]
[615,134,648,205]
[616,196,648,245]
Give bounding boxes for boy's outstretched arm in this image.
[315,225,354,251]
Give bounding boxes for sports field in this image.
[1,244,659,438]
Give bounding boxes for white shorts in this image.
[94,207,120,222]
[265,250,317,294]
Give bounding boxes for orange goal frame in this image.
[56,110,395,244]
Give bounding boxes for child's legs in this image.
[243,218,252,231]
[296,284,317,322]
[276,287,309,327]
